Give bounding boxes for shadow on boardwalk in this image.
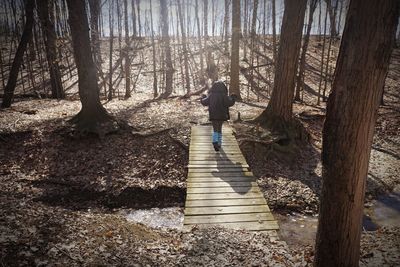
[210,148,254,195]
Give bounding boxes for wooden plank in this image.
[188,160,249,168]
[188,171,254,177]
[189,150,242,153]
[190,170,249,176]
[190,144,240,147]
[184,221,279,231]
[187,192,263,200]
[187,181,257,188]
[184,213,275,224]
[189,157,247,164]
[188,164,250,168]
[184,205,270,215]
[187,186,259,194]
[185,198,267,207]
[189,157,247,163]
[187,176,256,182]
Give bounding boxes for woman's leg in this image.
[211,120,222,151]
[216,121,223,146]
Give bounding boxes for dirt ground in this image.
[0,38,399,265]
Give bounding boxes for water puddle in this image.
[275,212,318,247]
[122,207,184,230]
[276,191,400,247]
[365,190,400,230]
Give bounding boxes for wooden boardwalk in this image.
[184,125,279,232]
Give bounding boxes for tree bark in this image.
[295,0,317,101]
[230,0,241,98]
[124,0,131,99]
[271,0,277,66]
[223,0,230,54]
[255,0,307,123]
[150,0,157,98]
[66,0,111,132]
[325,0,338,37]
[136,0,141,37]
[195,0,204,78]
[37,0,65,99]
[314,1,399,266]
[177,0,190,94]
[1,0,35,108]
[160,0,173,97]
[108,0,114,101]
[88,0,101,69]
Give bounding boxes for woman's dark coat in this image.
[200,81,235,121]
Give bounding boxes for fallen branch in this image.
[168,133,188,151]
[131,127,173,137]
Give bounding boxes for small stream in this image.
[121,192,400,246]
[122,207,184,230]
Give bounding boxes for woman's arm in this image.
[200,94,210,106]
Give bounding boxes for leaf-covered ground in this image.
[1,42,399,265]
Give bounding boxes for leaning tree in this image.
[1,0,35,108]
[314,0,399,266]
[66,0,113,133]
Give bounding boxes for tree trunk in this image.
[66,0,112,132]
[195,0,204,79]
[255,0,307,123]
[230,0,241,98]
[325,0,338,37]
[131,0,137,37]
[136,0,141,37]
[88,0,101,71]
[160,0,173,97]
[314,1,398,266]
[249,0,259,98]
[108,0,114,101]
[123,0,131,99]
[177,0,190,94]
[37,0,65,99]
[1,0,35,108]
[271,0,277,66]
[223,0,230,55]
[150,0,157,98]
[295,0,317,101]
[317,5,328,105]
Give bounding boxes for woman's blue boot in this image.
[212,132,220,151]
[218,132,222,148]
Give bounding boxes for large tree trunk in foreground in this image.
[37,0,65,99]
[160,0,173,97]
[229,0,241,98]
[1,0,35,108]
[66,0,111,132]
[255,0,307,123]
[314,1,398,266]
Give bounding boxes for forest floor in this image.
[0,39,399,266]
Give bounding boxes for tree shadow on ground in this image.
[0,118,188,212]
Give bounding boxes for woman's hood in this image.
[210,81,228,94]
